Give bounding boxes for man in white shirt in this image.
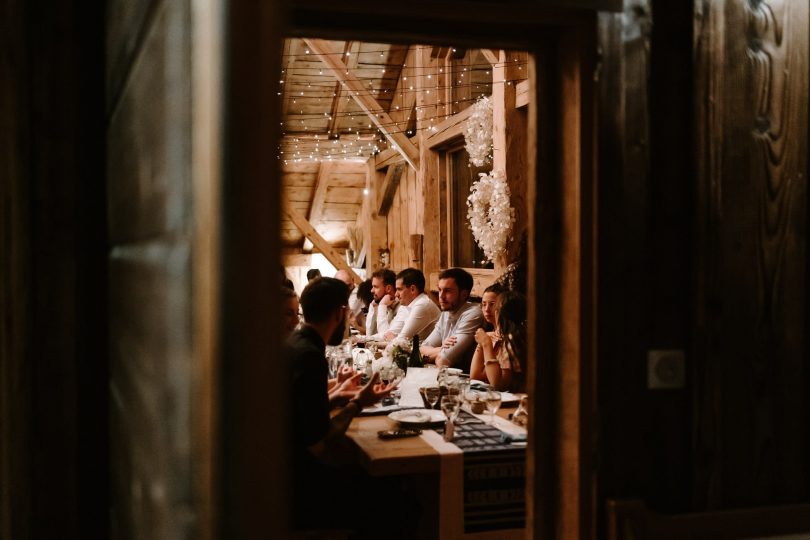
[383,268,440,342]
[420,267,484,370]
[365,268,401,340]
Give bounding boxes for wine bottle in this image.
[407,334,423,368]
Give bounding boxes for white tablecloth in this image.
[398,366,438,408]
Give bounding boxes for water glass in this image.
[484,389,502,424]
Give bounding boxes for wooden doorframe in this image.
[222,2,601,538]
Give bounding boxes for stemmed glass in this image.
[424,385,441,409]
[484,389,502,425]
[441,395,460,420]
[512,395,529,427]
[441,395,461,437]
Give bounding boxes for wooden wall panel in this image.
[106,0,198,538]
[108,0,190,244]
[109,242,193,539]
[106,0,158,104]
[596,0,696,520]
[693,0,809,509]
[1,0,108,538]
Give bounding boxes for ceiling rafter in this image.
[325,41,360,136]
[304,38,419,170]
[481,49,500,66]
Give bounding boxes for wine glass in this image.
[512,395,529,427]
[484,389,502,425]
[436,367,448,388]
[441,395,460,424]
[424,385,441,409]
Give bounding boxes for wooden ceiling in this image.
[280,38,410,252]
[279,37,496,254]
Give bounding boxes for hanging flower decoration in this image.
[463,96,493,167]
[466,170,515,263]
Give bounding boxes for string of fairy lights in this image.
[278,43,528,164]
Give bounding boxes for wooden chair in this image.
[607,499,810,540]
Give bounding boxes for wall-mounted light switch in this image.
[647,349,685,389]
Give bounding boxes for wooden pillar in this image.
[364,160,388,272]
[417,45,442,276]
[492,50,529,270]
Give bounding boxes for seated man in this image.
[420,267,484,369]
[365,268,402,340]
[383,268,440,343]
[287,277,396,531]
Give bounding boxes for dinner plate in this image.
[388,409,446,425]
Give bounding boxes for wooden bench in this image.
[607,499,810,540]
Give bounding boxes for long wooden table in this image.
[347,406,520,476]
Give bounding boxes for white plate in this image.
[388,409,446,425]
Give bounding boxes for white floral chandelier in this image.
[466,170,514,263]
[463,96,493,167]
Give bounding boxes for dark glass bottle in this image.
[407,334,423,368]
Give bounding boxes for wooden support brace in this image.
[481,49,500,66]
[377,163,404,216]
[283,205,362,282]
[303,161,333,251]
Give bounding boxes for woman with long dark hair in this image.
[470,290,526,392]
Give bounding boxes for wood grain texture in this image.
[2,0,108,538]
[107,1,200,539]
[106,0,158,109]
[107,0,190,244]
[109,241,194,539]
[0,3,32,536]
[694,0,809,509]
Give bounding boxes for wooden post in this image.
[364,160,388,272]
[492,49,529,271]
[416,45,442,277]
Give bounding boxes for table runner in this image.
[421,410,526,539]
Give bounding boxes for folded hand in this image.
[474,328,492,347]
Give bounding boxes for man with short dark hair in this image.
[306,268,321,282]
[365,268,400,339]
[383,268,440,342]
[420,268,484,369]
[287,277,394,531]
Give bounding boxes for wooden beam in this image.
[304,38,419,170]
[283,205,362,283]
[374,146,406,170]
[325,41,360,135]
[425,105,474,149]
[515,79,530,108]
[481,48,500,66]
[387,46,418,135]
[363,160,388,273]
[377,163,404,216]
[302,161,333,251]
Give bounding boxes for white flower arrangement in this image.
[463,96,493,167]
[384,337,412,371]
[466,169,515,263]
